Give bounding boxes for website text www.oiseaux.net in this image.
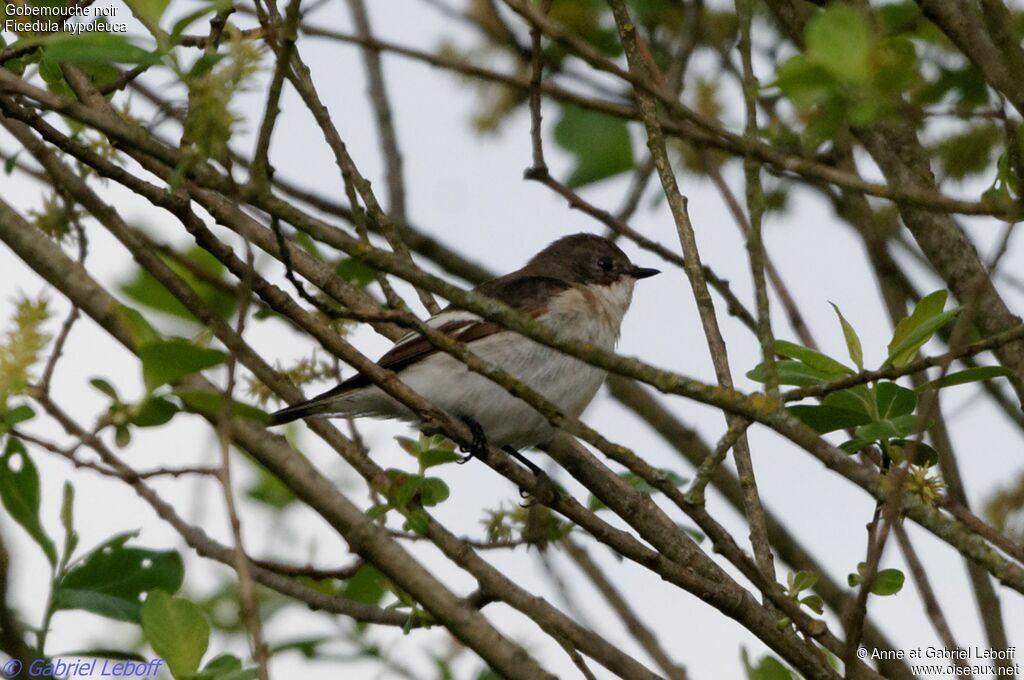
[863,645,1019,678]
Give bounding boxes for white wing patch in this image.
[391,309,482,349]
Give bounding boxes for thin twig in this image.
[280,22,439,314]
[216,243,270,680]
[249,0,301,187]
[346,0,408,226]
[564,539,688,680]
[894,525,973,679]
[524,0,552,177]
[250,557,364,580]
[737,0,778,398]
[608,2,777,584]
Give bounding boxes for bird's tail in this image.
[270,391,346,426]
[270,379,395,426]
[270,401,326,426]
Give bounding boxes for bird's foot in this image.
[503,446,560,507]
[454,429,558,506]
[502,445,542,476]
[456,417,489,464]
[518,478,559,508]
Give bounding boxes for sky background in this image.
[1,1,1023,678]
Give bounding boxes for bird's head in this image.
[526,233,660,286]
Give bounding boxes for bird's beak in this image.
[631,266,660,280]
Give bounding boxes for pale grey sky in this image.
[1,1,1022,678]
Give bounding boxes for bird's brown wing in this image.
[270,276,570,423]
[339,274,569,387]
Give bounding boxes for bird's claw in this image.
[457,417,489,463]
[518,486,536,507]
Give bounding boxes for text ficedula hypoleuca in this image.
[270,233,659,462]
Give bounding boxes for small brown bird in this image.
[271,233,658,469]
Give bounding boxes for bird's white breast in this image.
[329,278,635,449]
[542,278,635,347]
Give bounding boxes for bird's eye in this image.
[598,256,614,272]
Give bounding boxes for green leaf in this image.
[789,570,818,594]
[839,438,873,454]
[130,396,179,427]
[170,0,231,41]
[888,439,939,467]
[37,52,72,97]
[342,564,385,605]
[419,448,462,469]
[187,52,227,80]
[888,308,961,368]
[121,252,236,323]
[54,540,184,622]
[142,590,210,679]
[789,404,872,434]
[395,436,420,457]
[800,594,824,615]
[173,388,270,424]
[741,648,794,680]
[419,478,449,506]
[292,231,324,261]
[802,105,847,150]
[45,35,160,67]
[774,340,853,375]
[125,0,171,28]
[403,509,430,535]
[806,4,872,83]
[115,305,160,348]
[90,378,120,401]
[682,526,705,544]
[829,303,863,370]
[139,339,227,392]
[553,104,634,187]
[476,669,503,680]
[115,425,132,449]
[748,360,840,386]
[4,150,20,175]
[384,470,421,509]
[876,2,920,35]
[822,386,873,416]
[931,125,1001,181]
[916,365,1013,392]
[917,65,989,108]
[893,290,946,336]
[244,466,296,509]
[871,568,905,596]
[56,649,148,662]
[268,637,331,658]
[60,481,79,563]
[776,58,836,109]
[335,258,377,288]
[193,654,259,680]
[886,290,953,367]
[855,414,918,442]
[0,438,57,566]
[366,503,390,519]
[848,98,882,125]
[120,269,197,321]
[4,404,35,428]
[875,381,917,419]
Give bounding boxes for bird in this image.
[270,233,659,473]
